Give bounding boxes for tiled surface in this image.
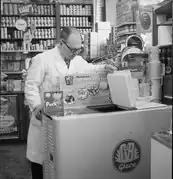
[0,143,31,179]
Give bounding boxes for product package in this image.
[43,73,112,117]
[60,73,112,109]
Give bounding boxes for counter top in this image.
[152,131,172,149]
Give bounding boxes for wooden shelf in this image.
[157,20,172,26]
[0,135,19,140]
[1,26,56,28]
[164,95,173,99]
[158,44,172,48]
[1,38,55,41]
[1,14,55,17]
[1,50,45,53]
[60,26,92,29]
[2,71,23,75]
[154,0,172,14]
[60,15,92,17]
[117,31,136,37]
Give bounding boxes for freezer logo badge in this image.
[113,140,141,173]
[65,76,74,85]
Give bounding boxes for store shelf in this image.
[158,44,172,48]
[60,15,92,17]
[0,135,19,140]
[1,14,55,17]
[154,0,172,14]
[1,50,45,53]
[116,22,136,28]
[1,26,56,28]
[117,31,136,37]
[164,95,173,99]
[0,91,24,95]
[1,38,55,41]
[157,20,172,26]
[2,71,23,75]
[60,26,92,29]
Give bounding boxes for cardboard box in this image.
[158,26,172,46]
[90,45,98,58]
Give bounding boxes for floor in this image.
[0,142,31,179]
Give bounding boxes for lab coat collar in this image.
[52,46,69,75]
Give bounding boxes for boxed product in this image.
[43,73,112,117]
[158,26,172,46]
[44,91,64,117]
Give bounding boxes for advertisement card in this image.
[60,73,112,109]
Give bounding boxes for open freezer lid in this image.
[107,70,167,110]
[107,70,136,109]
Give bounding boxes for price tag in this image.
[15,19,27,31]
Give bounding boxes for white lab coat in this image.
[25,47,104,164]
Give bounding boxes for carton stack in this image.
[83,22,113,60]
[95,22,111,56]
[84,32,98,60]
[106,26,119,58]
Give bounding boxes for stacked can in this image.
[146,46,164,103]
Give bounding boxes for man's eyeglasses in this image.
[62,40,82,55]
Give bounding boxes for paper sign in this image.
[60,73,112,109]
[18,4,32,16]
[15,19,27,31]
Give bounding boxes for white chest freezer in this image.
[42,106,172,179]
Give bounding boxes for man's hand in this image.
[33,104,43,121]
[104,64,117,73]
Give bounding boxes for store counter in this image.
[43,105,172,179]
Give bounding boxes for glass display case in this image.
[0,94,20,140]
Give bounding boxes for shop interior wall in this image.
[105,0,117,26]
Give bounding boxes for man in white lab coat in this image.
[25,27,116,179]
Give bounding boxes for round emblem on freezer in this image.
[112,139,141,173]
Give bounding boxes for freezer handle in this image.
[43,112,52,121]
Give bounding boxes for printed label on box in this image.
[44,91,64,117]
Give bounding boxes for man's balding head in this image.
[60,27,82,49]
